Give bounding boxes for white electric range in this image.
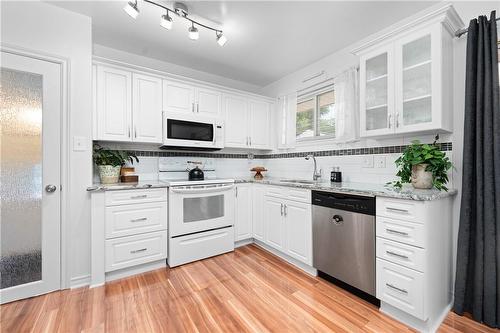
[159,157,235,267]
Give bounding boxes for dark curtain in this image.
[454,11,500,328]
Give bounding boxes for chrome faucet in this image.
[305,154,322,181]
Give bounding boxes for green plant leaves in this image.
[93,144,139,167]
[391,139,453,191]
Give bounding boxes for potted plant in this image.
[392,136,453,191]
[93,144,138,184]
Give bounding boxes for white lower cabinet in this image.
[234,184,252,241]
[261,187,312,266]
[264,196,286,252]
[375,196,453,332]
[251,185,266,242]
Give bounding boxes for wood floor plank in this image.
[0,244,495,333]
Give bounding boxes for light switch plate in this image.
[73,136,88,151]
[374,156,386,168]
[362,156,374,168]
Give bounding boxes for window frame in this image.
[296,86,335,142]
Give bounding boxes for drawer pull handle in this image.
[386,250,409,259]
[386,283,408,294]
[386,229,409,236]
[130,248,147,254]
[386,207,409,213]
[130,195,147,199]
[131,217,147,222]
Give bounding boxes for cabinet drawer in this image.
[376,197,425,223]
[105,202,167,239]
[376,216,425,248]
[376,237,425,272]
[376,259,425,320]
[265,185,286,198]
[168,226,234,267]
[105,231,167,272]
[105,188,167,206]
[286,188,311,203]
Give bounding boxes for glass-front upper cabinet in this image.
[359,45,395,137]
[357,14,456,138]
[394,26,443,133]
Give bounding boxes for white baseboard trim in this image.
[253,240,317,276]
[105,259,167,283]
[235,238,253,248]
[70,274,91,289]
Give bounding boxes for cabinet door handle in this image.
[386,207,409,213]
[192,103,195,113]
[235,187,238,198]
[388,114,392,129]
[131,217,147,222]
[386,229,409,236]
[130,248,147,254]
[280,203,284,216]
[130,194,147,199]
[284,204,287,217]
[386,283,408,294]
[386,250,409,259]
[134,126,137,138]
[246,136,249,146]
[249,137,252,146]
[395,112,400,127]
[197,103,199,113]
[128,126,131,138]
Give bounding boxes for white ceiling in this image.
[49,1,437,87]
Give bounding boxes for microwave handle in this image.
[170,184,234,194]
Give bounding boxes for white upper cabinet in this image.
[248,100,270,149]
[196,87,222,116]
[96,65,132,141]
[162,80,195,114]
[223,93,272,150]
[163,80,222,116]
[132,73,162,143]
[355,5,461,137]
[224,94,248,148]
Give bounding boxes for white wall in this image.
[1,1,93,286]
[93,44,265,95]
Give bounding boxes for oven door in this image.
[168,184,235,237]
[163,115,216,148]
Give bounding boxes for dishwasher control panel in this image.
[311,191,375,216]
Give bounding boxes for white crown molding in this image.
[351,3,465,55]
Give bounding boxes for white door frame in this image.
[1,43,71,290]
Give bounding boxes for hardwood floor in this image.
[0,244,496,332]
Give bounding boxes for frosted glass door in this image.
[0,51,61,304]
[397,33,433,129]
[360,45,394,137]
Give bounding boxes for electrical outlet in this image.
[362,156,374,168]
[374,156,386,168]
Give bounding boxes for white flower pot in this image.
[98,165,121,184]
[411,164,433,189]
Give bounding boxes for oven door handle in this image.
[170,184,234,194]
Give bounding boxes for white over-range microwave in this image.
[161,112,224,150]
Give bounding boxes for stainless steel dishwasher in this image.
[312,190,376,297]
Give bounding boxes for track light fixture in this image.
[160,12,173,30]
[124,0,227,46]
[123,0,139,19]
[188,23,199,40]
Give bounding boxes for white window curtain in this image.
[333,67,359,143]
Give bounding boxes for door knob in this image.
[45,185,57,193]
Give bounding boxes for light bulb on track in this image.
[124,0,139,19]
[160,12,173,30]
[216,32,227,46]
[188,24,199,40]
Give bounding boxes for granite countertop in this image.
[87,177,456,201]
[235,178,457,201]
[86,180,169,192]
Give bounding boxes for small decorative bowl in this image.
[250,167,268,180]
